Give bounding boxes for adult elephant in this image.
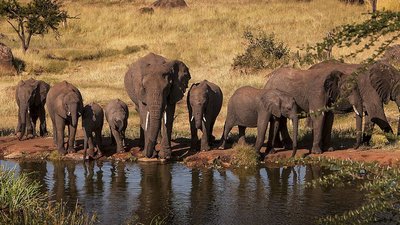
[15,78,50,140]
[308,60,364,148]
[124,53,191,159]
[310,60,399,145]
[264,67,343,154]
[46,81,83,155]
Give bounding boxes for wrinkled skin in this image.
[264,68,343,154]
[124,53,191,159]
[104,99,129,153]
[46,81,83,155]
[82,102,104,159]
[308,60,364,148]
[15,78,50,140]
[311,60,399,145]
[187,80,223,151]
[219,86,299,157]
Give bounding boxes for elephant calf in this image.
[15,78,50,140]
[219,86,299,157]
[82,102,104,159]
[187,80,223,151]
[104,99,129,153]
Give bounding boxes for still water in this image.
[0,160,364,225]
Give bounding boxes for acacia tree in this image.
[0,0,69,52]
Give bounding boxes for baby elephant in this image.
[104,99,129,153]
[187,80,223,151]
[82,102,104,159]
[219,86,299,157]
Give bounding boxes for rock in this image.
[0,43,16,75]
[139,7,154,14]
[382,45,400,67]
[151,0,188,8]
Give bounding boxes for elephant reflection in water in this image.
[18,161,48,192]
[52,162,78,204]
[83,161,104,194]
[188,169,215,224]
[134,164,173,224]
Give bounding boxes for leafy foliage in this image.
[232,31,290,71]
[0,166,96,225]
[272,157,400,225]
[231,143,260,168]
[0,0,69,52]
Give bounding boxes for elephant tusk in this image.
[203,116,206,123]
[322,111,324,116]
[67,111,71,116]
[164,111,167,125]
[191,116,194,122]
[353,105,360,116]
[27,109,30,114]
[145,111,149,131]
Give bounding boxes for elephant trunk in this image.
[145,105,163,158]
[70,104,79,128]
[18,106,28,140]
[194,109,203,130]
[291,116,298,157]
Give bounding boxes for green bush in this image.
[232,31,290,70]
[0,166,96,225]
[231,144,259,168]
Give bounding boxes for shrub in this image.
[232,31,290,71]
[231,144,259,168]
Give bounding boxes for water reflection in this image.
[0,160,364,225]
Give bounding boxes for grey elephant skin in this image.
[187,80,223,151]
[264,67,343,154]
[124,53,191,159]
[82,102,104,159]
[15,78,50,140]
[104,99,129,153]
[46,81,83,155]
[310,60,399,145]
[219,86,299,156]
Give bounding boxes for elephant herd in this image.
[14,52,400,159]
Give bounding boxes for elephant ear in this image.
[324,70,342,104]
[55,94,67,118]
[261,94,281,117]
[168,60,191,105]
[369,62,393,104]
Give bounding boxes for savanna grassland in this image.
[0,0,399,147]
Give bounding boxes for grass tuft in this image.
[231,143,259,168]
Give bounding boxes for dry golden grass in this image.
[0,0,399,144]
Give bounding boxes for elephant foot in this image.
[117,149,125,153]
[86,148,96,158]
[200,144,211,152]
[26,133,34,139]
[218,142,226,150]
[67,148,76,154]
[311,147,322,154]
[326,147,334,152]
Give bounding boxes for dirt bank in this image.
[1,134,400,167]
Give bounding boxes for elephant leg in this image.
[362,115,374,145]
[311,115,324,154]
[16,107,22,135]
[51,115,57,146]
[31,112,38,138]
[39,106,47,136]
[67,124,77,153]
[25,110,34,139]
[279,118,293,150]
[95,129,103,156]
[209,119,216,144]
[267,119,280,154]
[200,119,210,151]
[322,111,334,151]
[255,112,270,155]
[219,120,235,150]
[160,104,175,159]
[238,126,246,145]
[190,117,199,150]
[55,116,66,155]
[354,114,362,149]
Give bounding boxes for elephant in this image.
[46,81,83,155]
[310,60,399,145]
[219,86,299,157]
[264,67,343,154]
[124,53,191,159]
[82,102,104,159]
[104,99,129,153]
[187,80,223,151]
[15,78,50,140]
